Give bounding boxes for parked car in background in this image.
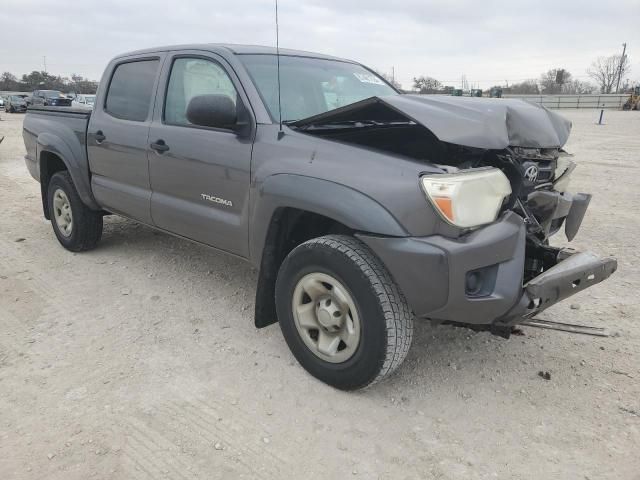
[0,96,5,108]
[72,94,96,109]
[29,90,73,107]
[5,95,28,113]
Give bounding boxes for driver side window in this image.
[164,57,238,127]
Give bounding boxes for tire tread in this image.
[298,235,414,387]
[48,171,102,252]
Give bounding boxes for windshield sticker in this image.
[353,73,385,85]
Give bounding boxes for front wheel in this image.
[275,235,413,390]
[47,171,103,252]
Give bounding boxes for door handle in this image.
[94,130,106,143]
[150,139,170,153]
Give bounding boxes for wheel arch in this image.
[39,150,68,219]
[251,175,408,329]
[37,132,99,219]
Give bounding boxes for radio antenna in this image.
[275,0,284,138]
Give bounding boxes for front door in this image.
[148,53,253,257]
[87,57,163,224]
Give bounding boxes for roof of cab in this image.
[114,43,355,63]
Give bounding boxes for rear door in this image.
[147,51,254,257]
[87,55,164,223]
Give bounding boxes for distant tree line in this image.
[505,69,595,95]
[0,71,98,94]
[412,53,632,95]
[412,76,444,94]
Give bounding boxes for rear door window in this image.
[105,59,159,121]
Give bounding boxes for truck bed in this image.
[23,105,95,213]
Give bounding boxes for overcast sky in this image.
[1,0,639,89]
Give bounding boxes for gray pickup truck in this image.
[23,44,616,390]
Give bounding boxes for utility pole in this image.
[43,56,47,73]
[615,42,627,94]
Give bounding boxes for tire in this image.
[10,106,15,113]
[275,235,413,390]
[47,171,103,252]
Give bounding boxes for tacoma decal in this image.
[201,193,233,207]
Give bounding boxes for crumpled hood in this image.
[293,94,572,150]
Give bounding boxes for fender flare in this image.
[250,174,408,328]
[37,132,100,212]
[249,174,407,265]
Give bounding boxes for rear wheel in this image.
[275,235,413,390]
[47,171,103,252]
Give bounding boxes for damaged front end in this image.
[482,146,599,282]
[481,145,617,327]
[291,94,617,329]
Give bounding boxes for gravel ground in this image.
[0,109,639,480]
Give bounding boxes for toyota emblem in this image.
[524,165,539,182]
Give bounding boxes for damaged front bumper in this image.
[506,251,617,321]
[357,207,617,328]
[525,190,591,241]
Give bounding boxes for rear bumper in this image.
[358,211,617,326]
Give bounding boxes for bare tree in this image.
[540,68,572,94]
[412,76,442,93]
[509,79,540,94]
[587,54,630,93]
[563,79,596,94]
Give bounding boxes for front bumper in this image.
[357,211,617,326]
[507,251,617,322]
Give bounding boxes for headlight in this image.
[421,168,512,228]
[553,158,576,192]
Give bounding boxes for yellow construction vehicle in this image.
[623,86,640,110]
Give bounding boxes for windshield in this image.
[44,91,62,98]
[10,96,24,101]
[239,54,397,122]
[85,96,96,104]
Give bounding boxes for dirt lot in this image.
[0,109,639,480]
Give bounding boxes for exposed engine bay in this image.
[290,94,596,290]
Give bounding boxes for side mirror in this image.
[186,94,238,130]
